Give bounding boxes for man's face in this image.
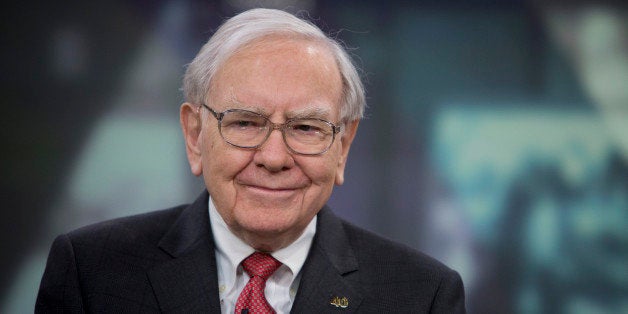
[181,37,359,251]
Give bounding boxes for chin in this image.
[236,217,302,251]
[238,213,296,234]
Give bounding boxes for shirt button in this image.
[289,288,296,297]
[219,285,226,293]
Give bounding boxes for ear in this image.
[335,120,360,186]
[180,102,203,176]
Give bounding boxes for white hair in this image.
[182,8,365,122]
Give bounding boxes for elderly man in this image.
[36,8,465,313]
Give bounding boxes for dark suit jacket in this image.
[36,192,465,313]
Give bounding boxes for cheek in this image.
[202,148,254,216]
[205,149,250,179]
[201,133,252,187]
[300,153,341,186]
[299,158,338,213]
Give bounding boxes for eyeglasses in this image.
[199,104,342,155]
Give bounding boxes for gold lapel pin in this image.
[330,296,349,308]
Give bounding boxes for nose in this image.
[252,129,295,172]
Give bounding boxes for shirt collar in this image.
[208,196,317,279]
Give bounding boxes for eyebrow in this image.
[220,99,266,115]
[223,99,334,120]
[224,90,334,120]
[286,107,332,120]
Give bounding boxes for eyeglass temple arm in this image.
[333,125,342,134]
[201,103,223,120]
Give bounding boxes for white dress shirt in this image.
[208,197,316,314]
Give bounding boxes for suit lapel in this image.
[146,195,364,312]
[147,192,222,312]
[291,207,364,313]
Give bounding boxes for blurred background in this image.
[2,0,627,313]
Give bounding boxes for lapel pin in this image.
[330,296,349,308]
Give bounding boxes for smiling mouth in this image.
[244,184,299,193]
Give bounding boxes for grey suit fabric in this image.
[36,192,466,313]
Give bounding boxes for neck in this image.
[232,226,306,252]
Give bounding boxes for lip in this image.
[236,178,307,198]
[241,184,300,193]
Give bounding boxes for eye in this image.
[288,120,331,136]
[294,124,319,132]
[222,111,267,130]
[235,119,259,127]
[223,119,259,128]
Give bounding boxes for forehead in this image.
[209,36,343,118]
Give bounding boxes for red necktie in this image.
[234,252,282,314]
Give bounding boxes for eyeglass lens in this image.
[218,110,335,155]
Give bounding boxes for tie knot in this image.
[242,252,282,280]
